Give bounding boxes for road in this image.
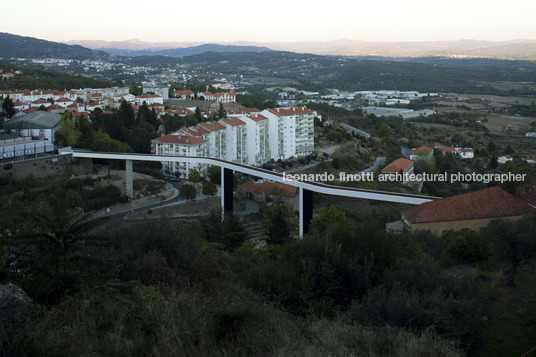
[360,156,386,173]
[107,181,259,221]
[342,123,371,138]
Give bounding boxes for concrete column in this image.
[125,160,133,200]
[222,167,233,213]
[299,187,313,237]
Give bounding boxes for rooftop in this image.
[401,186,536,224]
[4,111,61,129]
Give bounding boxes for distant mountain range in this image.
[67,38,536,61]
[0,33,110,60]
[96,44,273,57]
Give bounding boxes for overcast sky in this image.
[2,0,535,43]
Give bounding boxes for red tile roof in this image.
[519,190,536,207]
[240,180,298,198]
[460,148,474,152]
[410,146,434,156]
[268,107,314,116]
[57,97,73,102]
[382,158,414,173]
[402,186,536,224]
[32,98,49,104]
[199,122,225,131]
[182,126,210,137]
[442,147,457,153]
[221,117,245,126]
[155,134,205,145]
[174,90,194,96]
[244,114,268,122]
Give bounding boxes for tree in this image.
[218,102,227,119]
[180,184,196,202]
[487,140,498,155]
[136,101,159,130]
[2,97,16,119]
[263,203,297,245]
[200,208,246,251]
[481,215,536,286]
[377,124,392,138]
[163,114,182,134]
[54,112,79,147]
[194,106,203,123]
[117,100,136,130]
[202,181,218,198]
[10,200,113,305]
[188,168,201,183]
[207,165,221,183]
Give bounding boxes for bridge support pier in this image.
[221,167,233,214]
[125,160,133,200]
[299,187,313,237]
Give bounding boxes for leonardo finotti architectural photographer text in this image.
[283,172,527,184]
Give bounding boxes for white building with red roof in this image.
[262,106,316,160]
[241,113,270,165]
[134,94,164,106]
[174,90,195,100]
[151,133,208,178]
[220,117,247,164]
[198,121,227,159]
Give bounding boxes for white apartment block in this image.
[199,122,227,159]
[241,114,270,166]
[220,117,247,164]
[261,107,315,160]
[152,106,318,178]
[151,134,208,178]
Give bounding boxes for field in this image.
[484,114,535,134]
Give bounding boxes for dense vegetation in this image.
[1,170,535,355]
[0,62,123,91]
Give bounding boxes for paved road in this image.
[401,146,412,159]
[360,156,386,173]
[342,123,371,138]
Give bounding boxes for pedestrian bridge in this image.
[69,150,439,236]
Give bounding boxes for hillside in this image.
[0,33,111,60]
[176,51,536,94]
[0,62,122,90]
[100,44,273,57]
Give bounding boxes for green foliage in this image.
[481,215,536,286]
[202,180,218,198]
[1,97,15,119]
[9,204,114,305]
[200,209,247,251]
[377,123,392,138]
[180,183,196,202]
[262,203,297,245]
[103,220,224,294]
[443,229,489,264]
[207,165,221,183]
[242,212,424,316]
[13,286,463,356]
[348,261,488,352]
[188,168,201,183]
[54,113,78,147]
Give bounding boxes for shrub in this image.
[443,229,489,264]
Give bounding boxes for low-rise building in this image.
[409,146,434,161]
[400,186,536,235]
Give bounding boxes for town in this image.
[1,24,536,356]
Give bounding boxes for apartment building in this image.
[220,117,247,164]
[151,106,317,178]
[262,107,315,160]
[151,134,207,178]
[241,114,270,166]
